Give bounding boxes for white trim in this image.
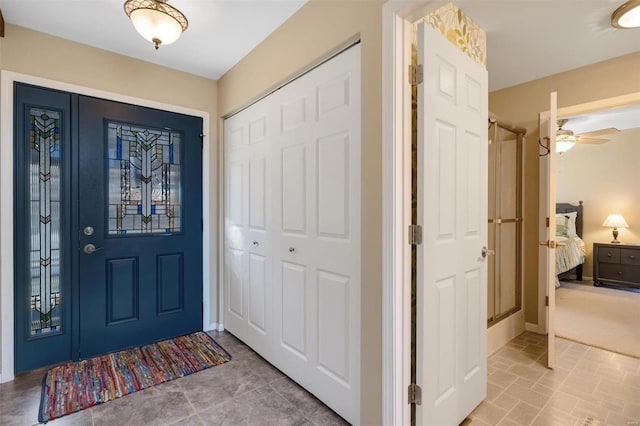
[382,1,447,424]
[487,310,525,356]
[525,322,541,333]
[536,91,640,344]
[0,70,213,383]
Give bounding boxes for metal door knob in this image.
[289,247,295,253]
[481,246,495,258]
[83,243,103,254]
[252,241,259,246]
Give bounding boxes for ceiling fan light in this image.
[611,0,640,29]
[556,140,576,153]
[124,0,188,49]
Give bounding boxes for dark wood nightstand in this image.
[593,243,640,289]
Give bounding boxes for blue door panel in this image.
[14,84,73,373]
[77,96,203,358]
[14,84,203,372]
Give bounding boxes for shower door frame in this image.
[487,115,525,327]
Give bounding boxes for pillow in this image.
[555,214,569,236]
[565,211,578,237]
[555,212,578,237]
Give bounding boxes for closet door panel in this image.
[317,270,350,382]
[249,156,267,231]
[280,261,307,359]
[225,45,361,425]
[317,132,350,239]
[281,144,307,235]
[248,253,267,333]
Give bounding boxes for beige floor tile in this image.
[470,401,509,425]
[606,410,637,426]
[489,370,519,388]
[504,401,539,426]
[492,393,519,412]
[530,407,580,426]
[623,401,640,420]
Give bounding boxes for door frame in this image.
[537,91,640,337]
[382,1,448,424]
[0,70,213,383]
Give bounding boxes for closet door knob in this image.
[252,241,259,246]
[289,247,295,253]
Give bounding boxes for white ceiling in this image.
[562,103,640,134]
[0,1,639,88]
[455,0,640,90]
[0,0,308,80]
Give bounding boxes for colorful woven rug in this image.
[38,331,231,423]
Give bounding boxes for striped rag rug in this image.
[38,331,231,423]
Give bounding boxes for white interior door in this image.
[223,45,361,425]
[416,23,488,426]
[538,92,557,368]
[224,98,274,359]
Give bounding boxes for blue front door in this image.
[14,84,203,371]
[77,96,203,358]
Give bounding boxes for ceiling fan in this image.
[557,118,619,145]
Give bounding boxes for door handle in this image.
[481,246,495,258]
[83,243,104,254]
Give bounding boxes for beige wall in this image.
[557,128,640,277]
[217,0,382,423]
[489,51,640,324]
[0,24,218,376]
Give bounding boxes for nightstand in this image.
[593,243,640,289]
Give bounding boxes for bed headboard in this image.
[556,200,583,238]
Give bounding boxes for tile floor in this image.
[469,332,640,426]
[2,331,639,425]
[0,331,349,426]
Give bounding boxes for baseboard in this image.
[525,322,541,333]
[217,323,224,332]
[488,311,525,355]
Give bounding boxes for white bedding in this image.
[555,235,586,287]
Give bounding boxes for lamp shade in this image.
[124,0,188,49]
[602,213,629,228]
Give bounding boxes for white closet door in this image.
[223,45,361,425]
[272,45,361,424]
[224,100,275,358]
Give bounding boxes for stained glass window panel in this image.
[107,122,182,235]
[29,108,62,336]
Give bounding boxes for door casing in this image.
[0,71,213,382]
[382,1,464,424]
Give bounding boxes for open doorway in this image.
[539,92,640,366]
[553,101,640,359]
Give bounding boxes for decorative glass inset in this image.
[107,122,181,235]
[29,108,62,336]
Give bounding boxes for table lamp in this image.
[602,213,629,244]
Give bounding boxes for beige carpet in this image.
[556,282,640,358]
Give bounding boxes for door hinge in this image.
[202,302,204,313]
[409,224,423,245]
[409,64,423,85]
[408,383,422,405]
[545,296,549,307]
[546,217,550,228]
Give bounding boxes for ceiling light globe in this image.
[556,141,576,153]
[612,0,640,28]
[130,8,183,46]
[124,0,188,49]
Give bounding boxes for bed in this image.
[555,201,586,286]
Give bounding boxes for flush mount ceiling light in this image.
[124,0,188,50]
[611,0,640,29]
